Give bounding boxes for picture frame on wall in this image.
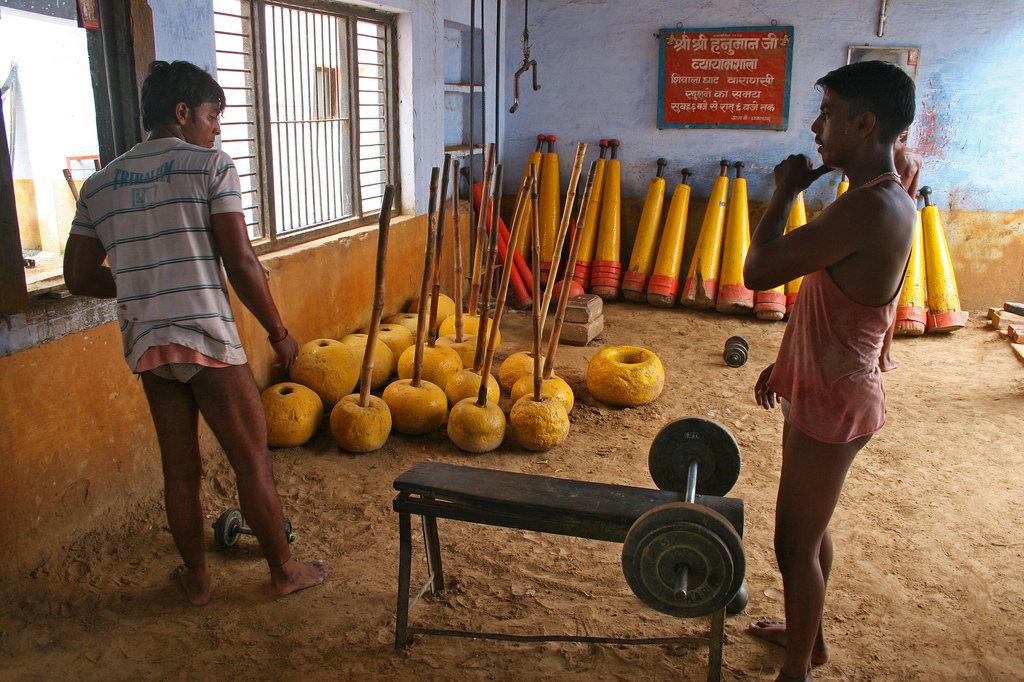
[847,45,920,83]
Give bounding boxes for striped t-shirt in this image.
[70,137,248,370]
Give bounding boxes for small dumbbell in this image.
[724,336,749,367]
[212,508,297,549]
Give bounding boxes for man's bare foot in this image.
[748,621,830,666]
[174,564,212,606]
[269,558,329,598]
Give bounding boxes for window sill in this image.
[0,290,118,358]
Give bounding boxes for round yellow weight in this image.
[360,323,414,362]
[382,313,419,336]
[445,368,500,408]
[262,382,324,448]
[447,398,506,453]
[397,344,462,391]
[340,334,396,390]
[407,294,457,331]
[435,334,478,370]
[330,394,392,452]
[511,375,574,414]
[438,313,501,348]
[586,346,665,407]
[510,394,569,451]
[289,339,360,409]
[498,351,547,392]
[381,379,448,435]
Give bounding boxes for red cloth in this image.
[135,344,231,373]
[768,267,898,444]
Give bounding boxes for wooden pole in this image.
[427,152,453,346]
[411,168,440,387]
[543,160,598,380]
[477,171,533,406]
[538,142,587,333]
[359,185,396,407]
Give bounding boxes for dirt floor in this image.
[2,301,1023,681]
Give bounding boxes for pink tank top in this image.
[767,174,904,444]
[768,269,898,443]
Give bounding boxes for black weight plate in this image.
[648,417,741,497]
[622,502,745,618]
[213,508,243,548]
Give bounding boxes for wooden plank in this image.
[0,107,29,314]
[394,461,744,537]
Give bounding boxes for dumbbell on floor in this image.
[212,508,298,549]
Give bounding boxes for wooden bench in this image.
[392,460,744,682]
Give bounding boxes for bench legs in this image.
[395,511,446,650]
[395,508,726,682]
[395,512,412,650]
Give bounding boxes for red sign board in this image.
[658,26,794,130]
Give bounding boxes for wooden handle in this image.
[538,141,588,335]
[472,165,504,373]
[543,160,599,379]
[428,153,453,346]
[359,185,396,407]
[412,168,441,387]
[451,158,465,342]
[477,170,533,406]
[529,163,543,402]
[469,144,496,315]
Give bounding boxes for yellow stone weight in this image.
[360,323,414,361]
[330,394,391,452]
[447,398,506,453]
[261,382,324,448]
[445,368,500,408]
[382,313,419,336]
[381,379,448,435]
[340,333,396,390]
[289,339,360,409]
[510,375,574,414]
[498,351,548,393]
[435,334,477,369]
[407,294,456,331]
[510,394,569,451]
[438,313,501,348]
[396,344,463,391]
[586,346,664,407]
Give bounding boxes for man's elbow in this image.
[743,258,770,292]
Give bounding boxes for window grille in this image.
[214,0,396,243]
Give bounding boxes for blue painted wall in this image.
[501,0,1024,213]
[150,0,217,71]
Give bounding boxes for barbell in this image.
[622,417,746,618]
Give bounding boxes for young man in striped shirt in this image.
[64,60,327,605]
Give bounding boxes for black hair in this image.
[140,60,225,132]
[816,60,916,145]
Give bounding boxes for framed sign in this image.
[658,26,794,130]
[847,46,920,83]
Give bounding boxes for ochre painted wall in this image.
[0,208,466,572]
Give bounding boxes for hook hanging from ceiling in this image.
[509,0,540,114]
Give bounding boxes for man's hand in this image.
[270,332,299,369]
[774,154,833,196]
[754,363,777,410]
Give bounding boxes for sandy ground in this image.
[2,302,1023,681]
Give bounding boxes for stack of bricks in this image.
[547,294,604,346]
[988,302,1024,365]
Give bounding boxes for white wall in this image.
[501,0,1024,213]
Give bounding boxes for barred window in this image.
[214,0,397,247]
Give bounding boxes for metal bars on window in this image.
[214,0,395,243]
[214,0,265,239]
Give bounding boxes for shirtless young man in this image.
[742,61,917,681]
[893,132,923,199]
[64,61,327,605]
